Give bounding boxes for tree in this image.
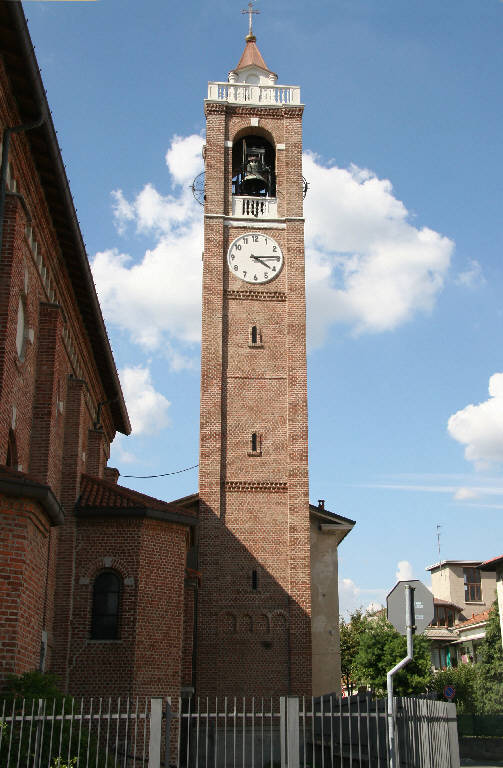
[351,613,433,697]
[475,600,503,714]
[340,608,368,695]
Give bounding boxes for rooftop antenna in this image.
[436,524,442,560]
[242,1,260,40]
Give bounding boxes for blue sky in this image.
[24,0,503,614]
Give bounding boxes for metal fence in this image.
[0,694,460,768]
[0,696,156,767]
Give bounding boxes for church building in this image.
[0,0,354,702]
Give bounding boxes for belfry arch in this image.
[232,132,276,198]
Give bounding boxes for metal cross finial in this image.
[242,1,260,39]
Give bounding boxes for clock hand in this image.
[250,255,281,261]
[250,256,270,269]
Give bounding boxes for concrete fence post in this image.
[446,702,461,768]
[149,697,163,768]
[287,697,300,768]
[280,697,286,768]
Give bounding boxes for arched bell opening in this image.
[232,135,276,198]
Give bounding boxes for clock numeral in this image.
[272,246,277,252]
[272,266,276,272]
[243,271,247,278]
[243,237,248,244]
[231,254,235,261]
[234,265,238,271]
[252,235,259,243]
[264,273,268,280]
[264,237,268,245]
[254,274,258,281]
[236,244,242,251]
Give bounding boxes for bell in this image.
[241,150,270,196]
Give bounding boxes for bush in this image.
[429,663,478,714]
[0,671,118,768]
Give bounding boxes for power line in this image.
[122,463,198,479]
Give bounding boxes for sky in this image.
[22,0,503,615]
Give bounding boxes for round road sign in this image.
[444,686,455,700]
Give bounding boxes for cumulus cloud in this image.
[91,134,204,365]
[395,560,414,581]
[448,373,503,468]
[455,259,485,289]
[120,365,171,435]
[92,136,453,362]
[339,577,386,617]
[303,153,454,345]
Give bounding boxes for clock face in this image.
[227,233,283,284]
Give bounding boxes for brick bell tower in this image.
[197,8,311,697]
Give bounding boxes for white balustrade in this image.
[207,81,301,105]
[232,196,278,219]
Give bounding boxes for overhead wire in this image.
[121,463,198,479]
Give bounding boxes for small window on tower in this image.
[249,325,263,347]
[252,570,258,591]
[248,432,262,457]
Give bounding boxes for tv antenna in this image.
[436,524,442,559]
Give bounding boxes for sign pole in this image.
[387,583,414,768]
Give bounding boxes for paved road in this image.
[461,762,503,767]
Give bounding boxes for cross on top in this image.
[242,1,260,39]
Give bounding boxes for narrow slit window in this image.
[251,432,258,453]
[251,325,258,345]
[252,570,258,591]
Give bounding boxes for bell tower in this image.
[197,11,311,697]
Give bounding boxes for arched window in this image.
[91,571,121,640]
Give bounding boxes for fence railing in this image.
[0,696,155,767]
[0,693,460,768]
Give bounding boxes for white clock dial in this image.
[227,233,283,284]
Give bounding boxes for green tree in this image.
[340,608,367,695]
[351,614,433,697]
[475,600,503,714]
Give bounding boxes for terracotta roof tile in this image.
[456,610,489,628]
[78,474,198,517]
[235,40,271,73]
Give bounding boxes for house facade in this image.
[425,560,497,668]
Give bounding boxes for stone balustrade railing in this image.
[232,196,278,219]
[207,82,301,106]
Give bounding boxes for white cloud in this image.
[92,136,453,362]
[339,577,386,617]
[455,259,485,288]
[454,487,479,501]
[303,152,454,345]
[91,134,204,366]
[448,373,503,468]
[120,365,171,435]
[395,560,414,581]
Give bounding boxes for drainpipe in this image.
[0,115,45,259]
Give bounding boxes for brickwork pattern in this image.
[198,98,312,697]
[0,493,54,677]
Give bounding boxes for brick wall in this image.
[0,493,55,678]
[198,101,312,697]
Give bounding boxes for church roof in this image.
[76,474,198,526]
[0,465,64,526]
[235,38,273,74]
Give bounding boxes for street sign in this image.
[387,579,434,635]
[444,686,455,700]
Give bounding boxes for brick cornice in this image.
[225,289,286,302]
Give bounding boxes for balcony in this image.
[232,196,278,219]
[207,81,301,106]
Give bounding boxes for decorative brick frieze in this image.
[225,289,287,302]
[223,480,288,493]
